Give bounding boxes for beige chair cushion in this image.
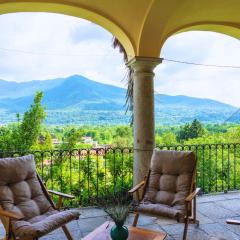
[0,155,80,238]
[0,155,53,219]
[136,201,185,219]
[12,209,80,238]
[142,150,196,217]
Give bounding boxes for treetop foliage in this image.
[178,119,205,142]
[0,92,46,151]
[0,91,239,152]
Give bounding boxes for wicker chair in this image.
[129,150,200,240]
[0,155,80,240]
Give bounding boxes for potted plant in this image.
[100,189,131,240]
[105,203,130,240]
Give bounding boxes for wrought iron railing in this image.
[0,148,133,206]
[157,143,240,194]
[1,143,240,206]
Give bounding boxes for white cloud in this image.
[0,12,126,87]
[155,31,240,107]
[0,13,239,107]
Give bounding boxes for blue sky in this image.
[0,13,239,106]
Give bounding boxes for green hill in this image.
[0,75,238,125]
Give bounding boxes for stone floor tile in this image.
[197,194,227,203]
[199,223,239,240]
[160,223,185,236]
[70,229,83,239]
[172,227,209,240]
[63,220,80,229]
[80,207,107,219]
[186,226,209,240]
[223,192,240,200]
[126,214,157,226]
[1,193,240,239]
[198,202,237,219]
[41,236,55,240]
[82,231,91,238]
[156,216,177,226]
[165,235,176,240]
[196,211,215,224]
[78,216,108,234]
[216,198,240,213]
[216,216,240,237]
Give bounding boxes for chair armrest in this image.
[185,188,201,202]
[48,190,75,199]
[0,209,24,220]
[226,219,240,225]
[129,181,145,194]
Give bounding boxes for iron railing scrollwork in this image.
[1,143,240,206]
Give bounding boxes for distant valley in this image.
[0,75,238,125]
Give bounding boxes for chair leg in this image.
[188,196,199,226]
[62,225,73,240]
[132,213,139,227]
[183,216,189,240]
[5,218,12,240]
[189,217,199,225]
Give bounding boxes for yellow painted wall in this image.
[0,0,239,58]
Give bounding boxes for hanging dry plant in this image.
[112,37,133,124]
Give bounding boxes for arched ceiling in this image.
[0,0,239,59]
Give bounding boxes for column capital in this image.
[127,56,162,71]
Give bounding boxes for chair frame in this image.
[129,168,200,240]
[0,174,77,240]
[226,219,240,225]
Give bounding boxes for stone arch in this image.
[0,1,135,57]
[160,22,240,56]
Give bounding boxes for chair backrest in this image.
[144,150,196,207]
[0,155,53,221]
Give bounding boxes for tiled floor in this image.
[1,192,240,239]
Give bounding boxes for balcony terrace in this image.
[1,145,240,239]
[0,192,240,239]
[0,1,239,239]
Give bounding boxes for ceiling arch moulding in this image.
[174,22,240,39]
[135,0,240,58]
[159,21,240,55]
[136,0,178,58]
[0,1,136,58]
[156,0,240,55]
[136,0,155,56]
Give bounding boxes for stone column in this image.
[127,57,162,185]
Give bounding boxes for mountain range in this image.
[0,75,238,125]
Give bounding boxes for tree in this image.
[178,119,205,141]
[155,134,162,145]
[0,92,46,152]
[225,126,240,143]
[60,128,82,149]
[33,130,53,150]
[190,119,205,138]
[15,92,46,151]
[0,126,14,151]
[112,126,133,147]
[162,131,177,145]
[178,123,191,141]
